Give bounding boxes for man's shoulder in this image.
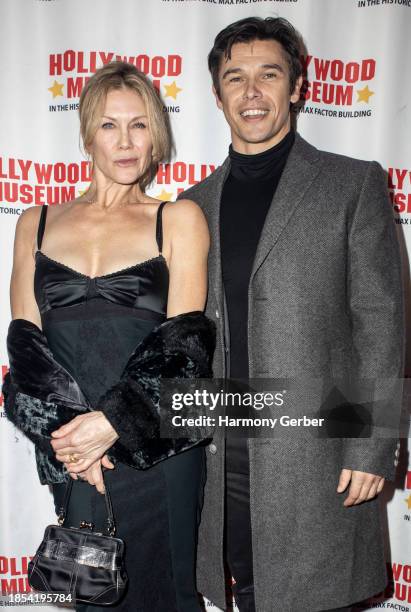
[296,135,386,204]
[320,148,372,173]
[299,133,375,176]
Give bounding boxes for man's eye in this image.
[263,73,277,79]
[229,77,241,83]
[101,122,115,129]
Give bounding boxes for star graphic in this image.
[357,85,374,103]
[156,189,173,201]
[164,81,182,100]
[405,494,411,510]
[48,80,64,98]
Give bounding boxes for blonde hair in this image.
[79,61,172,190]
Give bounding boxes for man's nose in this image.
[243,79,262,99]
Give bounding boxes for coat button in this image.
[209,443,217,455]
[215,310,219,318]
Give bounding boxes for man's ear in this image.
[212,85,223,110]
[290,75,303,104]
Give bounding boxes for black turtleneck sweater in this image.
[220,130,295,381]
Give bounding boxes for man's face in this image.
[214,39,302,154]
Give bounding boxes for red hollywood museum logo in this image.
[389,167,411,215]
[300,55,376,106]
[0,157,91,206]
[155,162,216,198]
[48,50,182,99]
[372,474,411,604]
[373,557,411,604]
[0,157,218,207]
[0,556,34,595]
[390,562,411,603]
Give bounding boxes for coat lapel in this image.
[204,134,322,304]
[203,158,231,309]
[250,133,322,281]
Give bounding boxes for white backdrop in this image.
[0,1,410,610]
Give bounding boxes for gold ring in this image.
[69,454,79,463]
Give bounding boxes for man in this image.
[179,17,404,612]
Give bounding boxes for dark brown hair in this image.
[208,17,303,97]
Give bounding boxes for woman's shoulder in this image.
[15,201,76,244]
[15,205,43,239]
[163,198,208,230]
[17,201,75,226]
[12,206,45,259]
[162,199,209,254]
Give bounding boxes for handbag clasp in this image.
[79,520,94,530]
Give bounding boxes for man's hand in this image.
[50,412,119,473]
[337,469,385,506]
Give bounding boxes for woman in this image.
[4,61,215,611]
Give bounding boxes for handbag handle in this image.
[57,470,116,536]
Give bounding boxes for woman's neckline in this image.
[35,250,168,280]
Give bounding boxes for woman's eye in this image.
[133,122,146,129]
[101,122,114,129]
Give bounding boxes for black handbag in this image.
[28,473,128,606]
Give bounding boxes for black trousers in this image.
[225,441,354,612]
[225,439,256,612]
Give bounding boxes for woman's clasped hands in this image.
[50,412,119,494]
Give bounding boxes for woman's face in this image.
[89,87,153,186]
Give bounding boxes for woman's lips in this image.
[115,159,137,167]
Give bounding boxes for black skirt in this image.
[52,446,206,612]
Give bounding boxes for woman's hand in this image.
[51,411,119,473]
[70,455,115,494]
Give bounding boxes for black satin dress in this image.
[34,203,205,612]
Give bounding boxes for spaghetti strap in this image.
[37,205,48,250]
[155,201,167,255]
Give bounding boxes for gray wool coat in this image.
[179,133,404,612]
